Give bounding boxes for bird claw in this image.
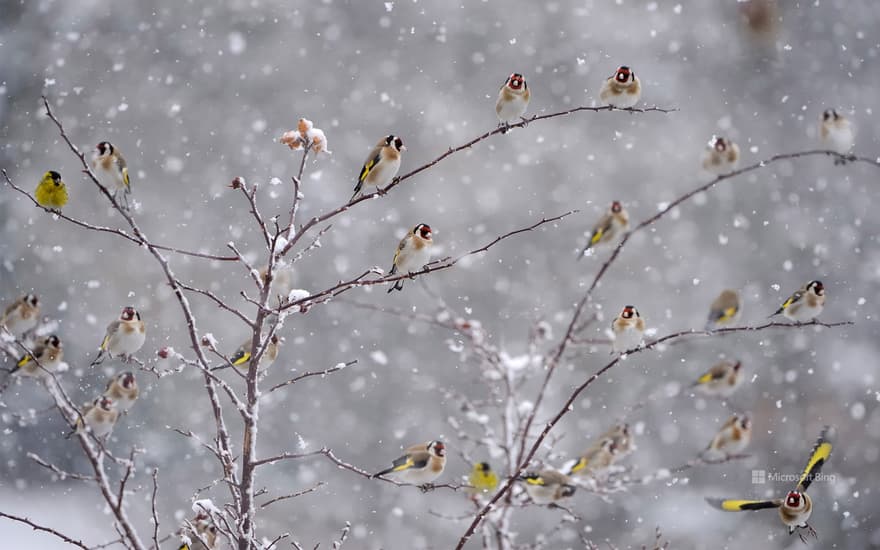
[418,483,435,493]
[519,116,530,127]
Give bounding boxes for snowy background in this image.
[1,0,879,548]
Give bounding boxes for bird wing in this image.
[389,235,409,275]
[117,155,130,190]
[706,497,783,512]
[376,450,429,477]
[101,320,121,350]
[797,427,833,492]
[696,364,727,385]
[231,342,252,367]
[774,288,804,315]
[358,149,382,184]
[590,213,614,246]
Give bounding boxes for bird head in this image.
[48,171,63,185]
[611,200,623,213]
[414,223,433,241]
[785,491,802,507]
[97,396,115,411]
[25,294,39,307]
[95,141,114,157]
[121,306,140,321]
[428,440,446,457]
[807,280,824,296]
[710,136,729,152]
[384,135,405,152]
[477,462,491,473]
[47,334,62,348]
[822,109,838,122]
[732,360,742,372]
[614,66,634,83]
[121,371,136,389]
[506,73,526,91]
[621,305,639,319]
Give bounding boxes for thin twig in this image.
[0,512,90,549]
[265,360,357,395]
[259,482,324,509]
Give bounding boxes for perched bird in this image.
[73,396,119,439]
[705,289,742,331]
[373,440,447,488]
[691,360,742,398]
[601,422,636,458]
[1,294,41,337]
[518,469,577,505]
[703,414,752,459]
[702,136,741,175]
[102,371,139,413]
[350,135,405,201]
[227,334,281,370]
[599,66,641,109]
[578,201,629,259]
[91,306,146,366]
[12,334,63,378]
[563,437,617,477]
[819,109,854,164]
[467,462,499,496]
[611,305,645,353]
[770,280,825,322]
[496,73,530,128]
[91,141,131,209]
[34,170,68,210]
[387,223,434,293]
[178,512,218,550]
[706,426,834,543]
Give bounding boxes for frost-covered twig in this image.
[454,319,853,549]
[264,360,357,395]
[176,280,256,328]
[331,521,351,550]
[0,511,90,550]
[27,452,96,482]
[150,469,160,550]
[259,482,324,509]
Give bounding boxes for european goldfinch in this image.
[578,200,629,258]
[599,65,641,109]
[91,141,131,209]
[819,109,854,164]
[496,73,530,127]
[611,305,645,353]
[602,422,635,458]
[373,440,446,488]
[12,334,63,378]
[91,306,146,366]
[228,334,280,370]
[178,512,218,550]
[563,437,617,477]
[1,294,40,337]
[705,289,742,331]
[74,396,119,439]
[706,426,834,543]
[34,170,68,210]
[691,360,742,398]
[102,371,139,414]
[350,135,405,201]
[467,462,499,496]
[387,223,434,293]
[518,469,577,505]
[770,280,825,322]
[702,136,741,175]
[703,414,752,459]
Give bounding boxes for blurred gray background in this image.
[1,0,879,548]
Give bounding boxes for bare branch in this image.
[265,360,357,395]
[331,522,351,550]
[259,482,324,509]
[0,512,90,549]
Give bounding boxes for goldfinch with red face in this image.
[102,371,139,414]
[91,306,146,366]
[691,360,742,398]
[13,335,63,378]
[519,469,577,505]
[705,289,742,331]
[706,426,834,543]
[496,73,530,128]
[820,109,854,164]
[387,223,434,293]
[599,66,641,108]
[578,201,629,259]
[1,294,40,337]
[703,414,752,459]
[702,136,741,175]
[611,305,645,353]
[770,280,825,322]
[602,422,635,458]
[91,141,131,209]
[74,396,119,439]
[178,512,218,550]
[373,440,446,488]
[350,135,405,201]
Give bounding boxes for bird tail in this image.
[767,308,782,319]
[577,243,590,261]
[350,181,363,202]
[372,467,394,479]
[387,280,404,293]
[90,350,106,367]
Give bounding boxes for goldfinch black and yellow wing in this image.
[772,288,804,317]
[117,156,131,191]
[351,148,382,198]
[231,343,251,367]
[796,426,833,493]
[694,364,727,386]
[374,450,428,477]
[705,497,783,512]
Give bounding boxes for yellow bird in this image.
[467,462,499,496]
[34,170,68,210]
[706,426,834,543]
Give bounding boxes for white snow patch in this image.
[370,350,388,365]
